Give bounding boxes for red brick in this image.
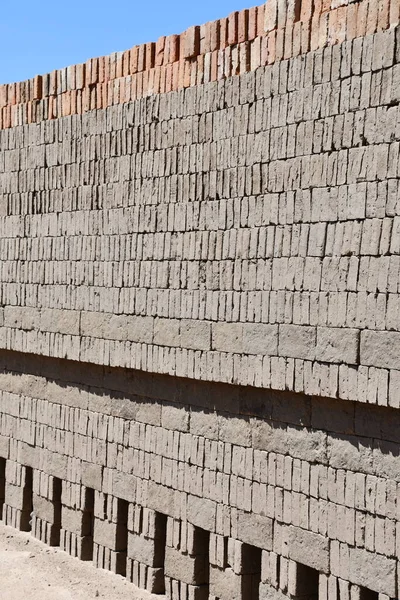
[346,3,359,40]
[238,9,249,43]
[130,47,139,74]
[146,43,155,69]
[378,0,390,30]
[138,44,146,72]
[116,55,123,79]
[284,23,294,59]
[265,0,278,32]
[33,76,42,100]
[183,25,200,58]
[159,66,166,94]
[220,17,228,49]
[98,56,105,84]
[210,20,220,52]
[366,0,379,34]
[356,0,368,37]
[197,54,204,85]
[248,7,258,40]
[49,71,57,96]
[256,3,265,36]
[166,35,180,63]
[0,85,7,108]
[292,20,301,56]
[122,50,130,77]
[156,36,166,66]
[228,11,238,45]
[301,0,314,22]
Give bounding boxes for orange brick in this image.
[197,54,204,85]
[378,0,390,30]
[301,0,314,22]
[284,23,293,59]
[130,46,138,74]
[366,0,379,34]
[346,2,358,40]
[238,9,249,43]
[165,64,173,92]
[183,25,200,58]
[153,66,161,94]
[122,50,130,77]
[116,55,123,79]
[159,66,166,94]
[0,85,7,107]
[166,34,180,63]
[49,71,57,96]
[310,15,320,51]
[183,60,191,88]
[292,20,302,56]
[172,60,180,89]
[318,12,329,48]
[156,36,166,66]
[146,43,155,69]
[356,0,368,37]
[138,44,146,71]
[220,17,228,49]
[33,75,42,100]
[209,20,220,52]
[248,7,258,40]
[265,0,278,32]
[131,75,137,100]
[228,11,238,45]
[256,4,265,36]
[321,0,330,13]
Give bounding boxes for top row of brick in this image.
[0,0,399,126]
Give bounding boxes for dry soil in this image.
[0,522,159,600]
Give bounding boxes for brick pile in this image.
[0,0,400,598]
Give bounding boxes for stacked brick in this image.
[0,352,398,599]
[1,0,400,598]
[1,23,400,405]
[0,0,399,129]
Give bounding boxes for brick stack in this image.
[0,0,400,599]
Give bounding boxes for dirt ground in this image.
[0,522,160,600]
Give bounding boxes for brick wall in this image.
[1,19,400,405]
[1,1,400,597]
[0,350,398,599]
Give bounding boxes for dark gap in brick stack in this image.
[116,498,129,577]
[359,588,378,600]
[0,458,5,520]
[154,512,167,594]
[295,563,319,600]
[241,543,262,600]
[82,487,95,560]
[50,476,62,546]
[194,526,210,594]
[21,466,33,532]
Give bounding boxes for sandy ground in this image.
[0,522,161,600]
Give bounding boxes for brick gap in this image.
[51,476,62,546]
[0,457,5,520]
[242,543,262,600]
[295,562,319,600]
[193,525,210,591]
[116,497,129,577]
[154,512,167,594]
[359,587,379,600]
[21,466,33,532]
[83,486,95,561]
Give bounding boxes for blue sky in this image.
[1,0,256,85]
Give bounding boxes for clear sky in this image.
[1,0,257,85]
